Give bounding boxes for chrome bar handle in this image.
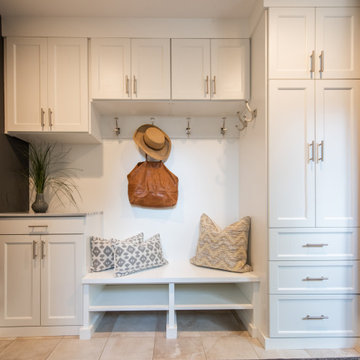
[302,243,328,248]
[41,240,46,259]
[125,75,130,96]
[32,240,38,259]
[317,140,324,162]
[319,50,324,75]
[302,276,329,281]
[41,108,45,128]
[212,76,216,95]
[310,50,315,74]
[205,76,209,95]
[303,315,329,320]
[133,76,137,96]
[308,140,315,162]
[48,108,53,128]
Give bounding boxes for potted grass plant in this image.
[29,143,80,213]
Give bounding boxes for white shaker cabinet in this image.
[0,233,83,327]
[171,39,211,100]
[0,235,41,326]
[90,38,170,100]
[269,7,360,79]
[171,38,250,100]
[268,80,316,228]
[269,80,360,228]
[5,37,89,133]
[0,214,102,336]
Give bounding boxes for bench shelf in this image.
[80,262,260,339]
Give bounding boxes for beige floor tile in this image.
[306,347,360,358]
[0,340,13,355]
[251,338,310,359]
[110,311,160,337]
[202,335,258,360]
[47,338,107,360]
[176,311,248,338]
[153,337,206,360]
[0,338,61,360]
[93,312,119,338]
[100,336,154,360]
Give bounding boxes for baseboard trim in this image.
[262,335,360,350]
[79,312,105,340]
[0,326,80,338]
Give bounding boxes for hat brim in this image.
[133,124,171,161]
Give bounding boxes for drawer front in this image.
[269,228,359,260]
[0,217,85,235]
[270,295,359,337]
[269,261,359,294]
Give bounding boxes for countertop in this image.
[0,211,102,218]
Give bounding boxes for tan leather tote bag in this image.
[127,161,178,208]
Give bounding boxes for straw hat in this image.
[133,124,171,161]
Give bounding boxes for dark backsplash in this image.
[0,17,29,212]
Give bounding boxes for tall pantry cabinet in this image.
[267,6,360,339]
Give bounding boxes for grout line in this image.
[97,335,111,360]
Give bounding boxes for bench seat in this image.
[80,262,260,339]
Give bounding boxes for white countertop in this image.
[0,211,102,218]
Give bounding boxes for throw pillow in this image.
[114,233,168,277]
[90,233,143,272]
[190,214,252,273]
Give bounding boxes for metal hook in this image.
[236,101,257,132]
[220,117,227,136]
[150,117,155,125]
[186,117,191,137]
[114,117,120,136]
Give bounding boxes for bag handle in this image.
[145,154,162,163]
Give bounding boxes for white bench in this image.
[80,262,260,339]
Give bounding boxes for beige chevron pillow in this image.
[190,214,252,273]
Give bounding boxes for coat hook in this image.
[114,117,120,136]
[236,101,257,132]
[185,117,191,137]
[221,117,227,136]
[150,117,155,125]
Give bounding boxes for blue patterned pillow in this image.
[114,233,168,277]
[90,233,143,272]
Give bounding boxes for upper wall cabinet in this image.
[5,37,89,133]
[269,7,360,79]
[90,38,170,100]
[171,39,250,100]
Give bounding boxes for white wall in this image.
[47,138,239,262]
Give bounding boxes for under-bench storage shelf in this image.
[81,262,260,339]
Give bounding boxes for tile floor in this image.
[0,311,360,360]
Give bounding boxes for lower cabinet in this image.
[269,228,360,339]
[0,233,83,327]
[0,214,102,334]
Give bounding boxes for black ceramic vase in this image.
[31,193,49,213]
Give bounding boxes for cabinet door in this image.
[90,38,131,99]
[268,80,315,227]
[315,80,360,227]
[5,37,47,132]
[0,235,40,326]
[41,235,83,326]
[268,8,315,79]
[316,8,360,79]
[171,39,210,100]
[47,38,88,132]
[210,39,250,100]
[131,39,170,100]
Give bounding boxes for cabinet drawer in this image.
[270,295,359,337]
[0,217,85,235]
[269,228,359,260]
[269,261,359,294]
